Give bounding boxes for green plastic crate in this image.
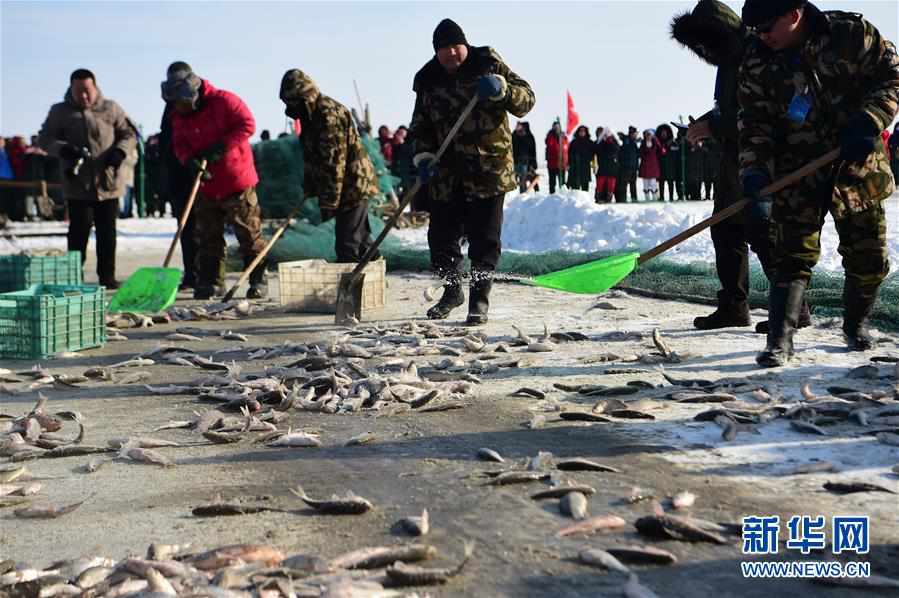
[0,284,106,359]
[0,251,82,292]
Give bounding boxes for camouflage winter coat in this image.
[738,3,899,219]
[409,46,535,202]
[280,70,378,212]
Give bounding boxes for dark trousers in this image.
[703,179,715,200]
[615,169,638,202]
[335,200,375,263]
[548,169,564,194]
[68,199,118,283]
[710,157,772,306]
[659,179,682,201]
[171,188,198,285]
[428,193,504,278]
[686,180,702,201]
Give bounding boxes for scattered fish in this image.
[266,431,322,448]
[345,432,377,447]
[557,514,627,537]
[331,543,436,570]
[791,420,829,436]
[531,485,596,500]
[397,509,430,536]
[120,446,174,468]
[484,471,551,486]
[14,500,84,519]
[556,458,621,473]
[476,448,504,463]
[577,548,629,573]
[623,574,661,598]
[635,514,729,544]
[823,481,897,495]
[559,411,612,423]
[384,542,473,586]
[290,486,373,514]
[559,492,589,520]
[606,545,678,565]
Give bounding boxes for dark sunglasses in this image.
[752,15,781,35]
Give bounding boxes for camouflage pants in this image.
[193,187,266,287]
[771,198,888,310]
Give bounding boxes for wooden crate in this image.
[278,259,386,314]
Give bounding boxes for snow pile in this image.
[392,190,899,274]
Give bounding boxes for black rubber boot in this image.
[843,279,876,352]
[693,292,751,330]
[246,259,268,300]
[755,299,811,334]
[756,280,806,368]
[427,278,465,320]
[465,274,493,326]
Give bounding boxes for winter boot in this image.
[693,292,751,330]
[426,276,465,320]
[755,299,811,334]
[246,259,268,300]
[756,280,806,368]
[465,273,493,326]
[843,279,877,351]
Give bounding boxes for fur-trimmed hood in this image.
[670,0,746,66]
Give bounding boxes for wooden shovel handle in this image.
[638,149,840,265]
[163,159,207,268]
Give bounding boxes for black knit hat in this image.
[433,19,467,51]
[742,0,807,27]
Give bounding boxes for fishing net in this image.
[248,133,899,331]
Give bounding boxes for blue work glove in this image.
[413,152,437,183]
[840,112,880,164]
[477,74,507,102]
[743,168,773,222]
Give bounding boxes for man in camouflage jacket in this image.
[673,0,811,334]
[739,0,899,366]
[410,19,535,325]
[279,69,379,263]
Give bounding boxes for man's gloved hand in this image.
[319,207,337,223]
[840,112,880,164]
[59,144,88,161]
[413,152,437,183]
[196,141,226,164]
[477,74,508,102]
[743,168,773,222]
[104,148,126,169]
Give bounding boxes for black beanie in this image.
[433,19,467,51]
[742,0,807,27]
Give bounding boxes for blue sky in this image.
[2,0,898,145]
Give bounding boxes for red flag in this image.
[566,91,579,135]
[293,118,302,135]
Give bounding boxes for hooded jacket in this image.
[38,87,136,201]
[671,0,747,151]
[410,46,535,201]
[280,69,378,211]
[512,121,537,170]
[545,129,569,170]
[171,79,258,201]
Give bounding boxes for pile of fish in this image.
[106,300,255,342]
[0,538,475,597]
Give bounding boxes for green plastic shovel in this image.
[108,160,207,313]
[531,149,840,295]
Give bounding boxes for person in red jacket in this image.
[638,129,662,201]
[164,68,267,300]
[545,122,568,194]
